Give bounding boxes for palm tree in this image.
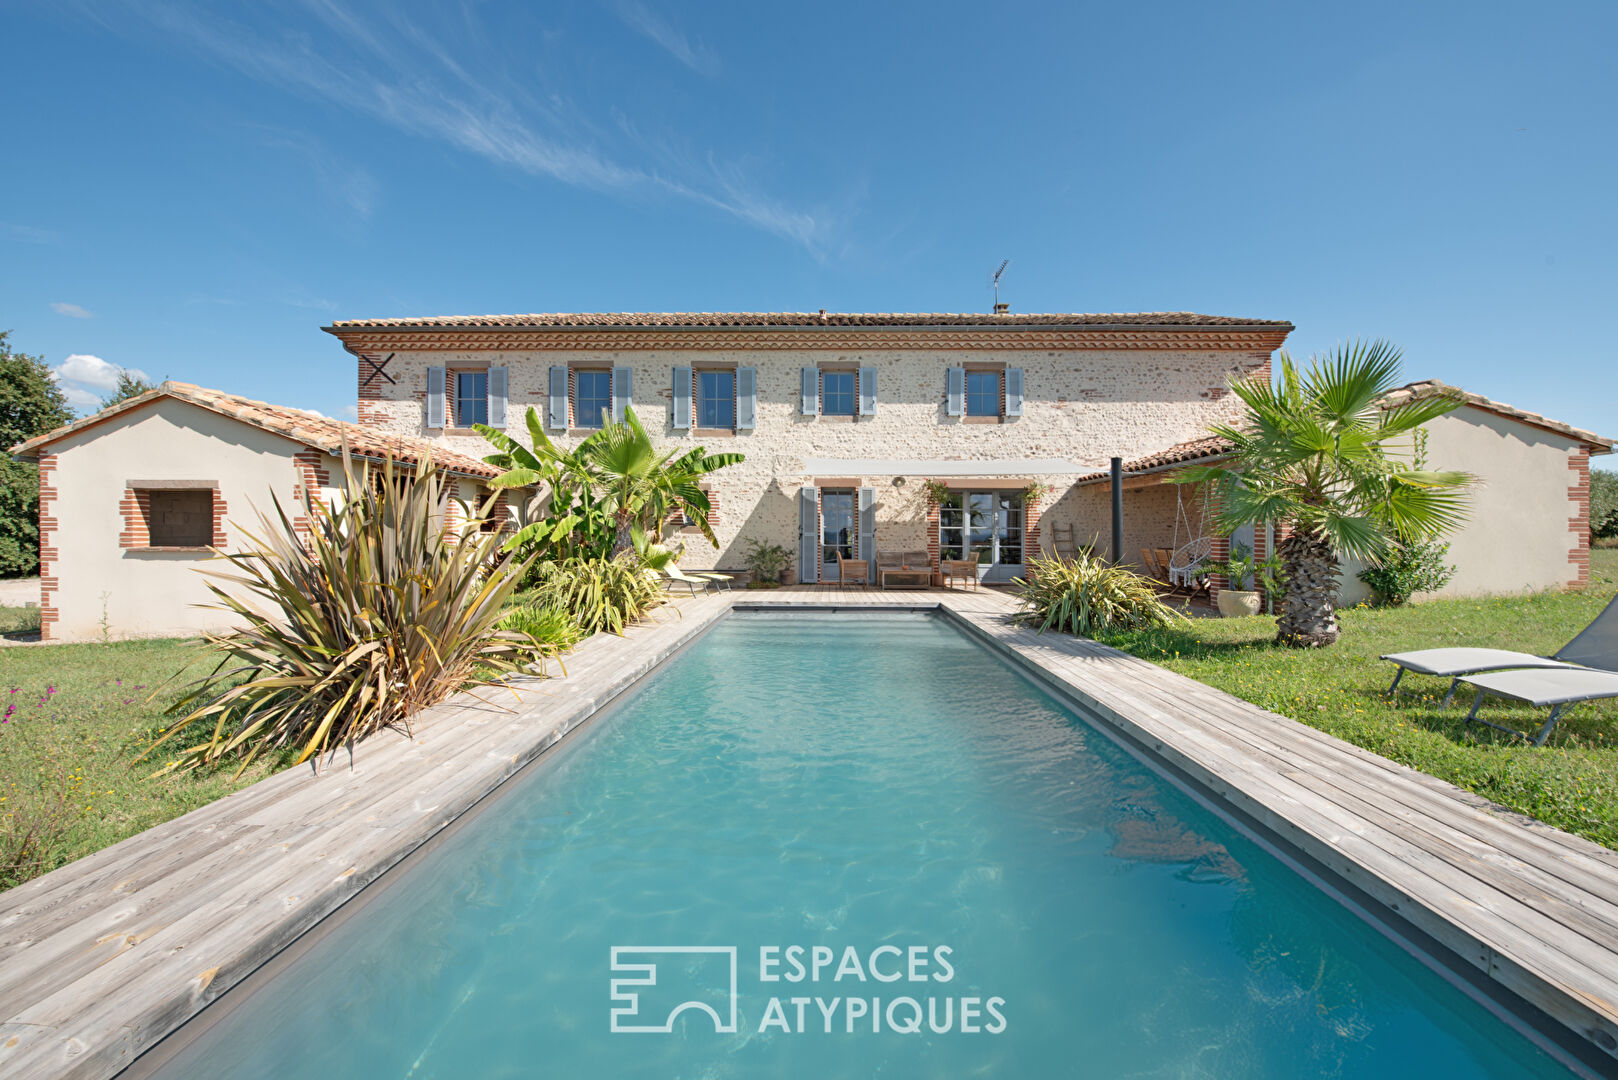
[583,407,743,555]
[1176,341,1472,647]
[478,406,743,559]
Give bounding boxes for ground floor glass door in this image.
[821,490,855,580]
[939,492,1024,583]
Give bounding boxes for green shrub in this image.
[742,538,790,585]
[534,555,665,636]
[145,453,542,775]
[1016,553,1187,637]
[1356,539,1456,606]
[1592,469,1618,542]
[498,603,584,658]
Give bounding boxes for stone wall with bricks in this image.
[351,343,1274,570]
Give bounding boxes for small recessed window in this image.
[821,371,856,416]
[697,370,735,430]
[574,369,612,429]
[454,370,488,426]
[148,490,213,547]
[965,370,1001,417]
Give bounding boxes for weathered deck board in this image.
[0,593,733,1080]
[2,584,1616,1077]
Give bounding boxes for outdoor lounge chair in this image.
[1380,595,1618,704]
[653,565,717,597]
[836,551,870,588]
[1458,666,1618,745]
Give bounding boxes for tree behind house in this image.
[0,332,74,577]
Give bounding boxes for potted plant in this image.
[1209,541,1263,617]
[742,538,789,588]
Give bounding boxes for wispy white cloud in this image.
[341,404,359,421]
[52,354,151,412]
[613,2,719,77]
[4,223,60,244]
[257,127,380,219]
[51,302,95,319]
[76,1,830,252]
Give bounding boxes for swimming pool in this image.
[143,614,1570,1077]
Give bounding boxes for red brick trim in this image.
[1024,493,1042,565]
[36,453,58,640]
[291,450,331,541]
[120,484,229,552]
[926,493,941,572]
[1569,447,1591,589]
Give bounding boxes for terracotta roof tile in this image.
[1073,435,1235,484]
[1381,380,1613,451]
[9,382,503,479]
[326,310,1292,331]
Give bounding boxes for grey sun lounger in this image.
[1460,667,1618,745]
[1380,595,1618,705]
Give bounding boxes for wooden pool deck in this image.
[2,586,1616,1077]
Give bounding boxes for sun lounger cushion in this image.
[1462,667,1618,708]
[1378,648,1577,678]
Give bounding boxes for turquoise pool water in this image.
[153,614,1569,1078]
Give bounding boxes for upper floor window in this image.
[697,369,735,431]
[453,370,488,427]
[574,368,612,429]
[821,370,856,417]
[965,370,1001,417]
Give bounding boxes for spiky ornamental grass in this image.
[1016,553,1188,638]
[143,453,543,777]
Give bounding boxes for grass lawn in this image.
[0,603,41,636]
[0,636,284,890]
[1100,548,1618,851]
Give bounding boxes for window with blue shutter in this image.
[612,365,633,422]
[426,366,446,429]
[945,367,964,417]
[737,367,757,429]
[487,366,508,428]
[858,367,876,416]
[1005,368,1023,417]
[574,369,612,429]
[547,366,568,430]
[821,371,855,416]
[672,366,692,430]
[801,367,819,416]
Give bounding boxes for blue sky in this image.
[3,1,1615,435]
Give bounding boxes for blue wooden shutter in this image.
[801,366,818,416]
[858,367,876,416]
[426,366,446,429]
[946,367,964,416]
[487,366,508,428]
[798,486,819,583]
[737,366,757,430]
[547,366,568,430]
[1005,368,1024,417]
[672,366,692,430]
[612,365,632,422]
[859,486,876,577]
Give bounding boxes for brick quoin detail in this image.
[926,495,941,573]
[36,453,59,640]
[291,450,331,540]
[1568,447,1592,589]
[1024,494,1042,565]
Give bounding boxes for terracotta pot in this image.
[1216,589,1263,618]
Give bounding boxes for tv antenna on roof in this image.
[992,260,1010,312]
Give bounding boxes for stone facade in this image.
[333,319,1288,573]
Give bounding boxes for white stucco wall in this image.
[1337,405,1585,604]
[42,400,311,641]
[359,346,1268,569]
